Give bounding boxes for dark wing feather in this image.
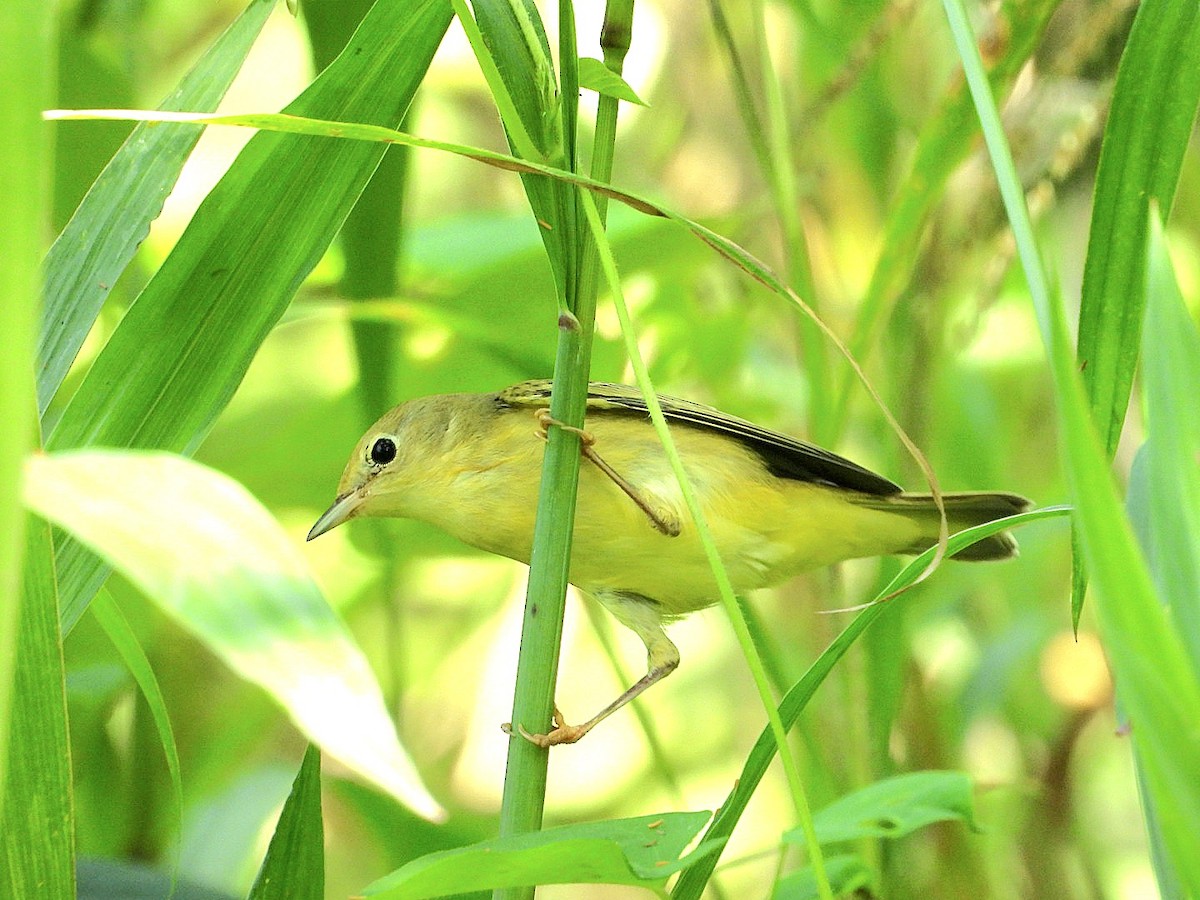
[498,380,902,496]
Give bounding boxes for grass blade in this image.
[38,0,275,415]
[0,520,74,899]
[248,746,324,900]
[1076,0,1200,457]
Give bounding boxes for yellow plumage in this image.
[309,380,1028,744]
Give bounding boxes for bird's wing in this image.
[497,380,902,496]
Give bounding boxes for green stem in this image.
[0,0,53,821]
[494,4,633,898]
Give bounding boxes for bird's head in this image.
[307,396,461,541]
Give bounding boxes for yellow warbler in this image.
[310,380,1028,745]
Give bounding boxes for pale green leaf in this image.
[24,450,443,821]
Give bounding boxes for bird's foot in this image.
[501,706,591,747]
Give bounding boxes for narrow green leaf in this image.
[671,508,1071,899]
[1048,265,1200,894]
[24,450,444,821]
[248,746,324,900]
[45,0,452,632]
[1077,0,1200,457]
[0,518,74,899]
[38,0,275,415]
[90,590,184,882]
[577,57,646,106]
[471,0,561,159]
[1126,218,1200,897]
[1133,217,1200,676]
[362,812,719,898]
[794,771,977,846]
[1072,0,1200,628]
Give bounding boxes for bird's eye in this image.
[369,437,397,465]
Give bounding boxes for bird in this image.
[308,380,1029,746]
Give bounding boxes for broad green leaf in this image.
[795,771,977,846]
[23,450,443,821]
[39,0,275,415]
[774,854,872,900]
[1132,218,1200,676]
[45,0,452,632]
[362,812,720,898]
[248,746,324,900]
[671,507,1071,900]
[578,57,647,106]
[0,519,74,899]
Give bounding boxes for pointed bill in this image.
[308,490,364,541]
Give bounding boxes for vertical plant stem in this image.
[494,4,634,898]
[0,0,54,820]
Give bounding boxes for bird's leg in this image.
[505,592,680,748]
[534,409,681,537]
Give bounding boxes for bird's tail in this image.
[852,491,1031,561]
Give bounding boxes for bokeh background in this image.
[47,0,1198,897]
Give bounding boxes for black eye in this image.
[369,437,397,465]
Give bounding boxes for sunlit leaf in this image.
[24,450,443,821]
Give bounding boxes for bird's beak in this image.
[307,490,363,541]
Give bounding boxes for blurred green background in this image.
[43,0,1197,897]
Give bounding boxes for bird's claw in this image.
[501,707,590,747]
[534,409,594,447]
